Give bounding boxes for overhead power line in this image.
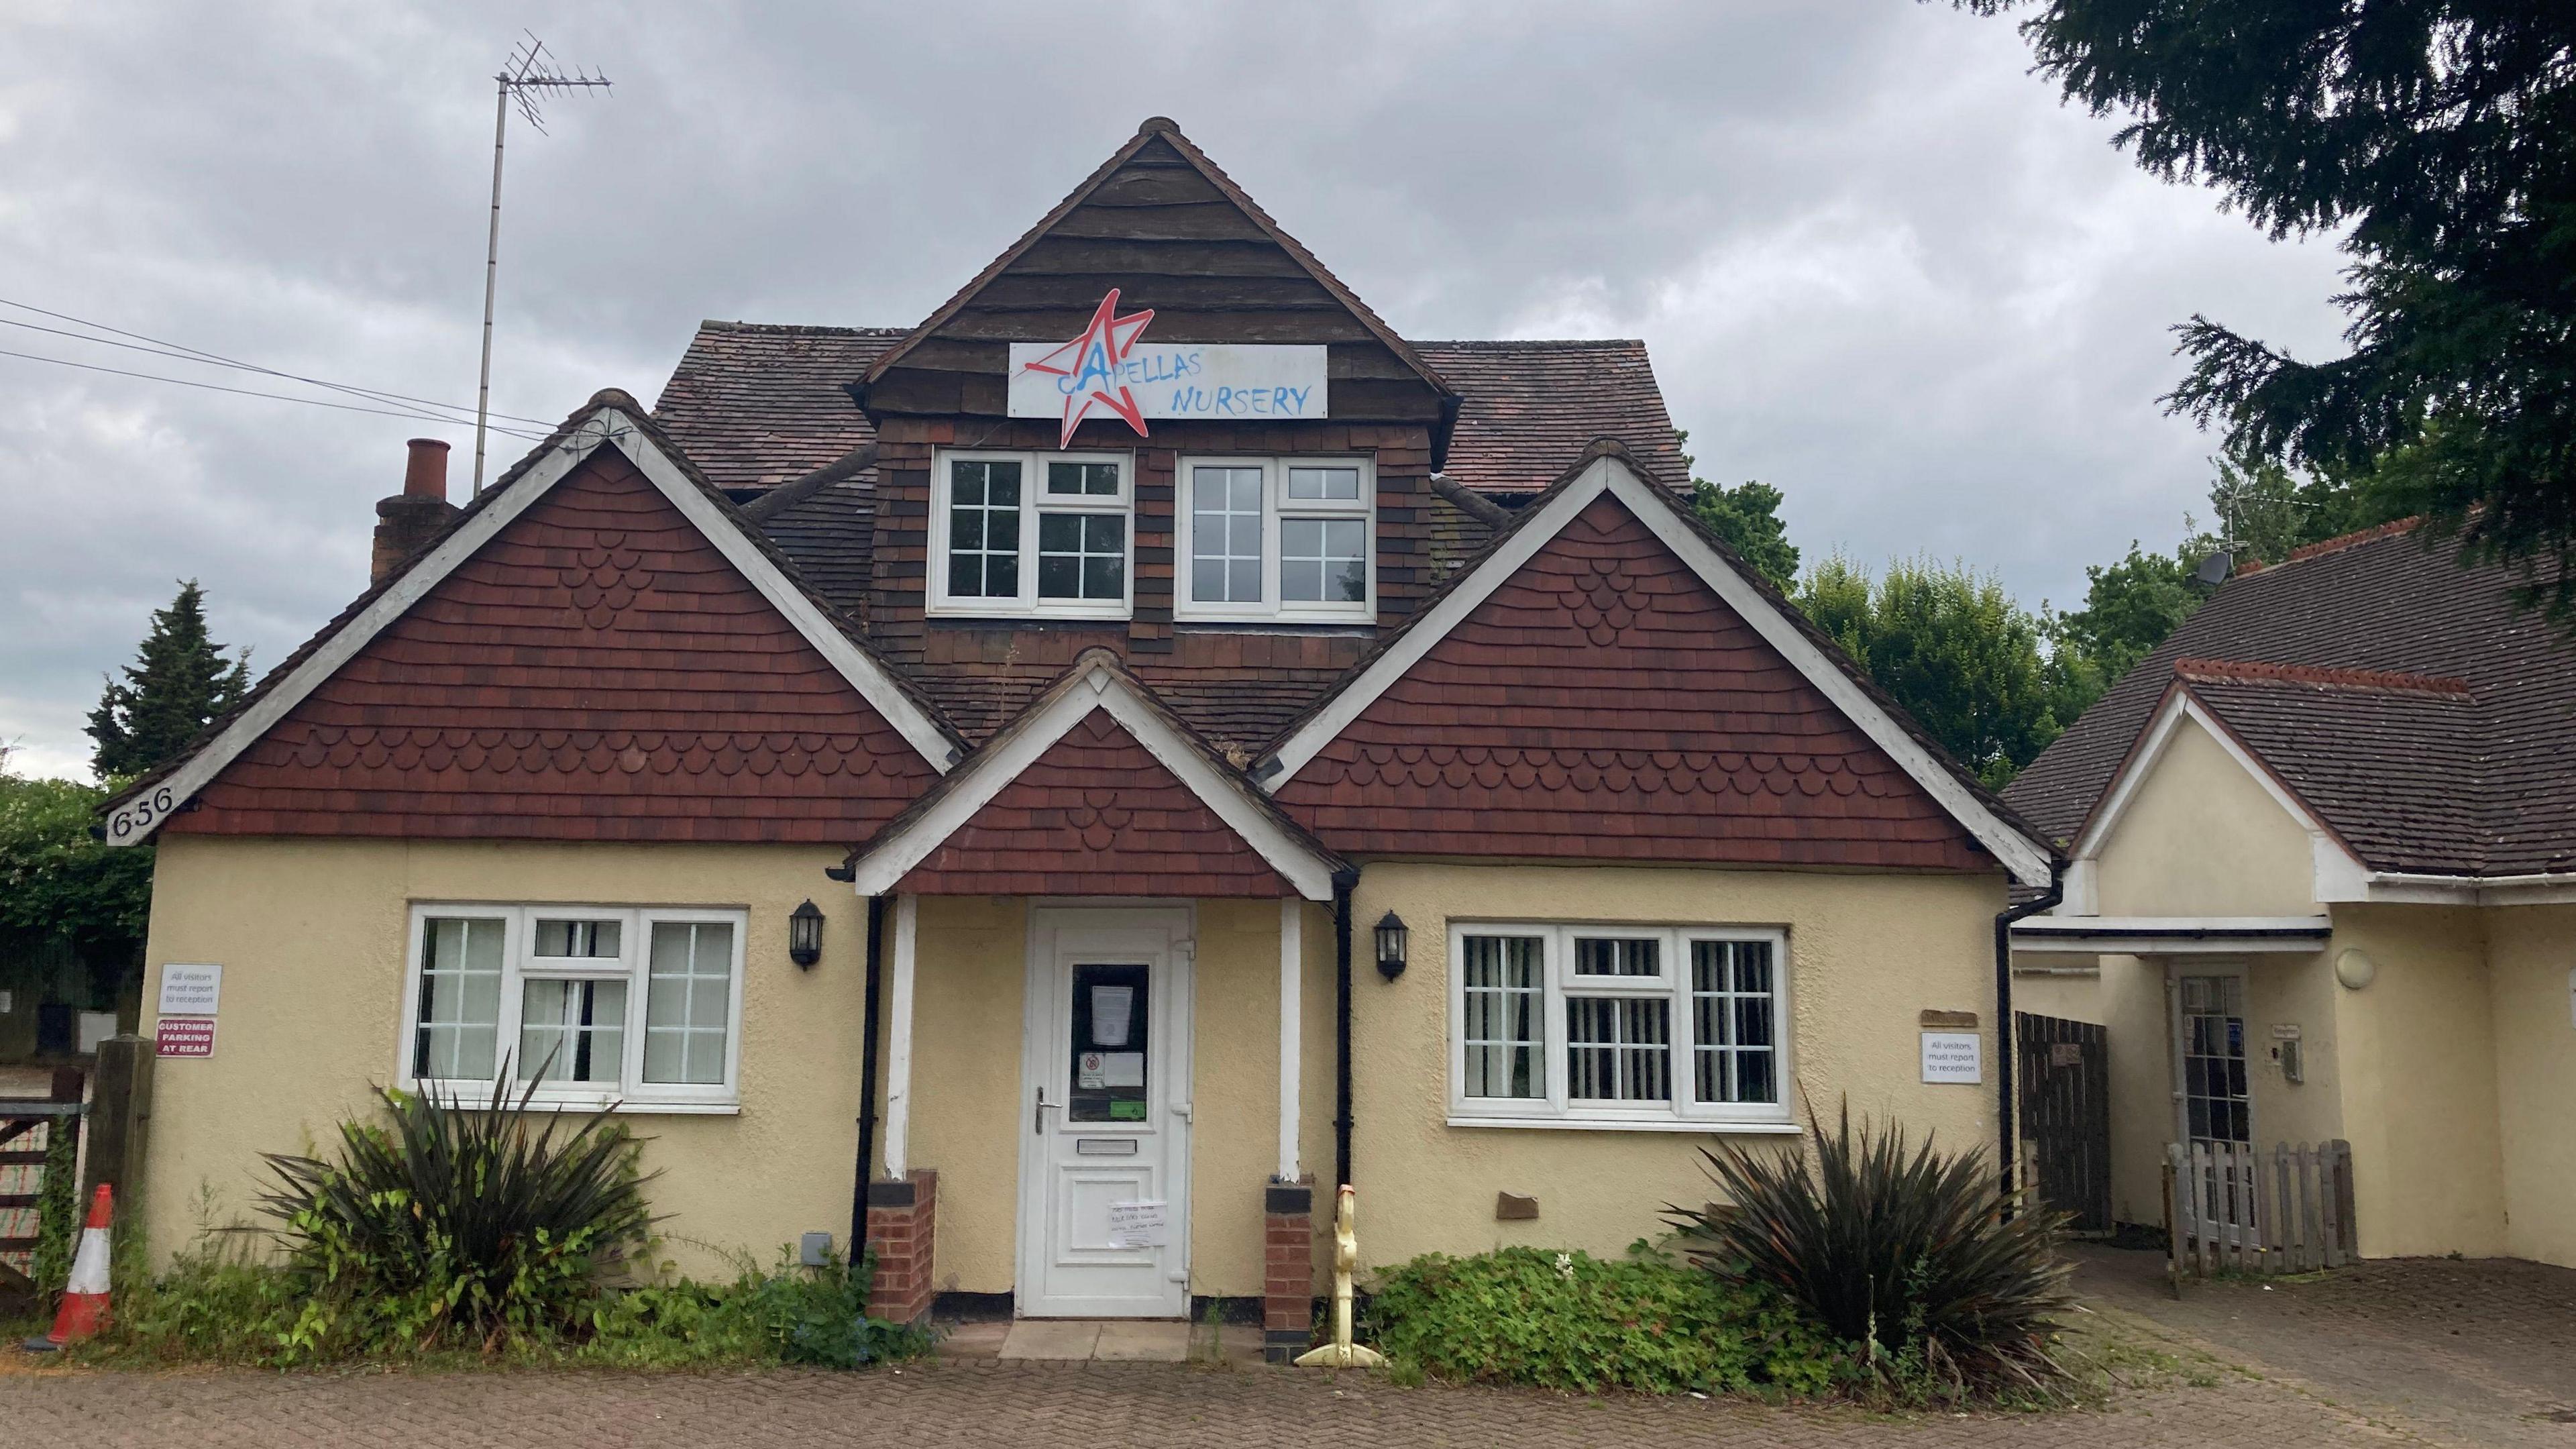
[0,297,559,428]
[0,346,551,439]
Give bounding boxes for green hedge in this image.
[1362,1244,1838,1396]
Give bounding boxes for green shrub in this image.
[28,1116,78,1303]
[1361,1244,1837,1395]
[105,1233,931,1370]
[1670,1102,2075,1399]
[583,1247,932,1368]
[252,1073,656,1354]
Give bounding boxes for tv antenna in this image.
[472,33,610,494]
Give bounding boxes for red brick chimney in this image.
[372,439,460,586]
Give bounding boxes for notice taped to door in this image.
[1106,1199,1167,1248]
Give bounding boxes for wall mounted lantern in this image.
[789,898,824,969]
[1374,911,1409,981]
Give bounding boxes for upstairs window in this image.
[930,451,1132,619]
[1177,457,1373,623]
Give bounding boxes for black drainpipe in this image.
[1994,863,2064,1207]
[851,893,887,1262]
[1331,869,1358,1191]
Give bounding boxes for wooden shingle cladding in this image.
[1271,491,1994,869]
[164,446,942,843]
[858,123,1452,427]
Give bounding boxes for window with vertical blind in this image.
[400,904,746,1110]
[1448,923,1790,1128]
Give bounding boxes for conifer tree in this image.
[86,580,251,780]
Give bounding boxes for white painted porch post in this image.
[1278,896,1302,1183]
[884,892,919,1179]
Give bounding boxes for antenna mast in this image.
[472,33,610,494]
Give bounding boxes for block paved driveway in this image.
[15,1248,2576,1448]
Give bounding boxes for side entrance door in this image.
[1017,907,1193,1318]
[2169,965,2257,1246]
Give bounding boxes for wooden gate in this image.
[2015,1012,2110,1231]
[0,1067,86,1297]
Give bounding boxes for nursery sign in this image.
[1919,1031,1982,1085]
[1008,288,1326,447]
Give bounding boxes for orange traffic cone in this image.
[24,1184,113,1352]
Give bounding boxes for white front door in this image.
[1017,907,1193,1318]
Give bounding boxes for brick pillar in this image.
[1263,1179,1315,1364]
[865,1169,938,1323]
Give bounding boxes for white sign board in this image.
[158,963,223,1017]
[1105,1198,1167,1249]
[1920,1031,1983,1085]
[1008,342,1327,423]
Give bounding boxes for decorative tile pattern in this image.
[165,448,939,843]
[898,711,1289,897]
[1274,494,1990,870]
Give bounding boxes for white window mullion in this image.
[1544,928,1570,1117]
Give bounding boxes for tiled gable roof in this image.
[2006,522,2576,876]
[1273,490,1993,870]
[655,322,903,492]
[1413,341,1688,495]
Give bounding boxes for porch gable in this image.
[847,651,1346,900]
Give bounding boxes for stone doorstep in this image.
[950,1318,1269,1364]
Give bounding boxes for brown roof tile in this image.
[654,323,902,492]
[2006,523,2576,876]
[1414,341,1688,495]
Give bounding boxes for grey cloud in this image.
[0,0,2348,778]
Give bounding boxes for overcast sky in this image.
[0,1,2350,781]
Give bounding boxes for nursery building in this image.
[110,119,2059,1351]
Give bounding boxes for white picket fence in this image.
[2164,1138,2357,1277]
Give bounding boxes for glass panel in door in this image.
[2178,973,2256,1242]
[1069,963,1150,1124]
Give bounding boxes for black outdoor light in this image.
[1374,910,1409,981]
[788,898,824,969]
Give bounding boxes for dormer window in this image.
[1177,456,1375,624]
[929,451,1132,619]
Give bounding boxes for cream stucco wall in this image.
[2489,905,2576,1268]
[902,896,1027,1296]
[140,837,873,1277]
[2093,715,2318,919]
[2330,904,2507,1258]
[1346,862,2007,1272]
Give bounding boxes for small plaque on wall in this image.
[1920,1031,1982,1084]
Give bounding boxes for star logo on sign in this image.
[1016,288,1157,449]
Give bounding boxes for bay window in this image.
[1177,457,1373,622]
[402,904,746,1110]
[1448,922,1790,1129]
[930,450,1132,618]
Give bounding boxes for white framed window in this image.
[1176,456,1374,623]
[400,904,747,1112]
[1448,922,1792,1130]
[928,450,1132,619]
